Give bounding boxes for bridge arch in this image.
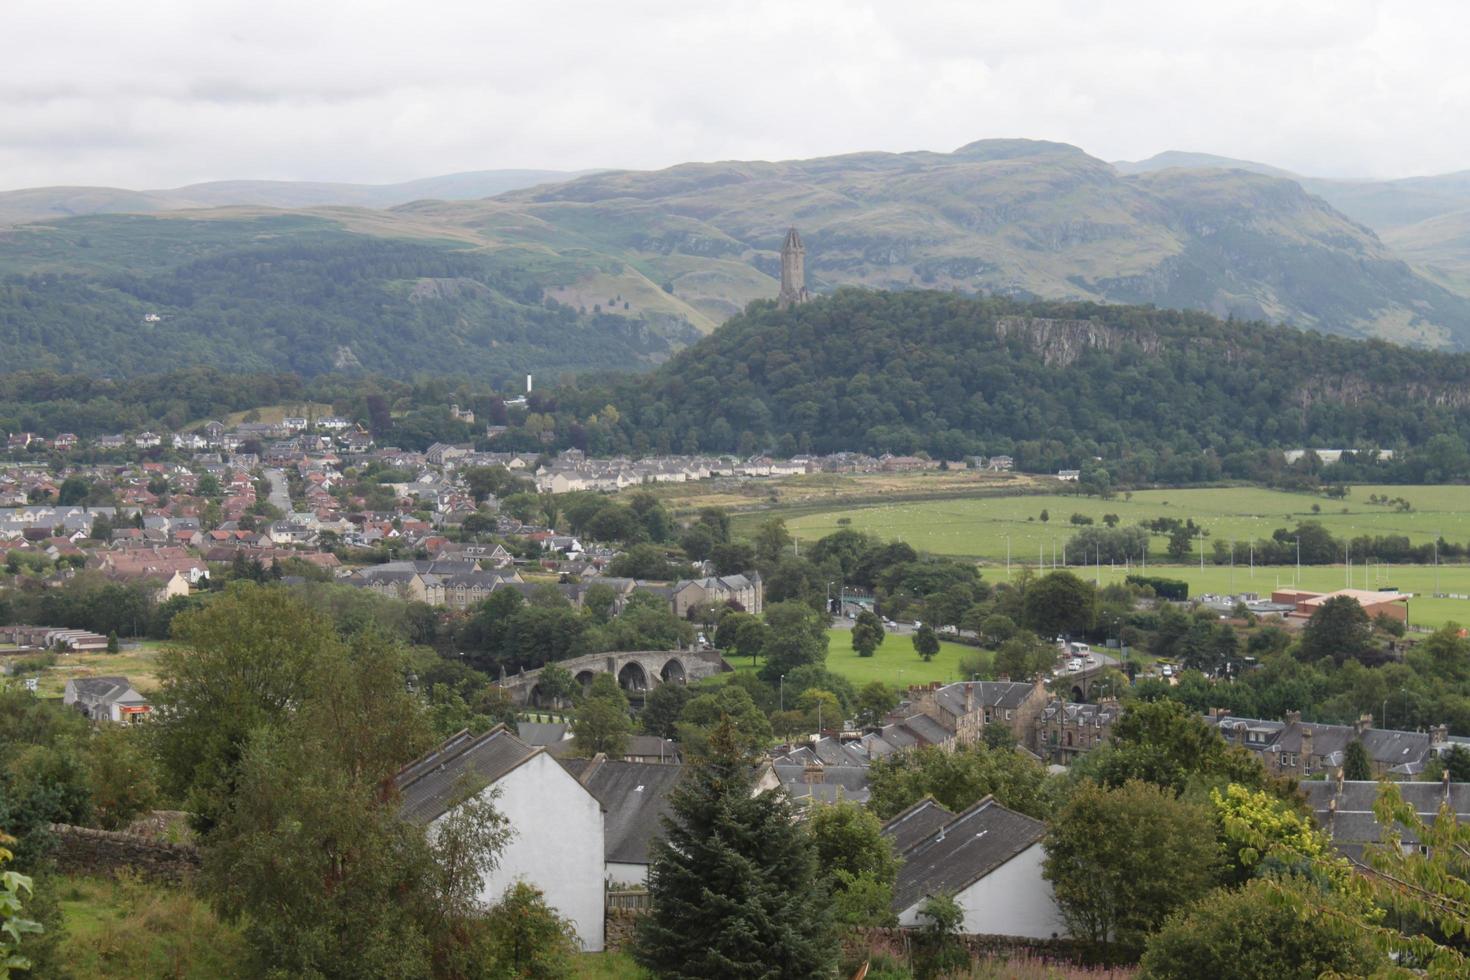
[575,670,596,694]
[529,683,546,708]
[660,658,686,685]
[618,661,649,693]
[1070,684,1085,703]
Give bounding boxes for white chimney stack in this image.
[526,374,533,394]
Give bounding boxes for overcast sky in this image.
[4,0,1467,189]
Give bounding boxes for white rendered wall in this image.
[898,843,1066,939]
[438,752,607,951]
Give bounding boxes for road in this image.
[263,468,294,514]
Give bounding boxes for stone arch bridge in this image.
[498,649,732,707]
[1061,662,1121,703]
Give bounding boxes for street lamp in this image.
[780,674,786,714]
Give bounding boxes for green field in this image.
[0,641,167,699]
[784,485,1470,561]
[777,485,1470,631]
[733,628,988,691]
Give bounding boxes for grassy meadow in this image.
[772,484,1470,631]
[731,628,987,690]
[783,485,1470,561]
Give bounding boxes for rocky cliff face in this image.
[992,315,1161,368]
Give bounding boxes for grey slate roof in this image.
[1304,779,1470,862]
[896,713,952,747]
[394,727,539,824]
[888,797,1046,913]
[881,798,957,855]
[517,722,570,747]
[560,758,683,866]
[68,676,143,703]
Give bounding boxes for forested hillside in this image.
[543,290,1470,480]
[0,212,698,380]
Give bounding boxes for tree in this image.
[1140,878,1385,980]
[56,475,90,506]
[641,683,694,739]
[105,629,118,654]
[634,721,837,977]
[0,832,42,977]
[676,685,773,759]
[1082,698,1276,798]
[199,631,506,978]
[84,723,159,831]
[912,623,940,662]
[758,601,829,683]
[1023,570,1095,638]
[850,609,886,658]
[1044,780,1220,954]
[912,893,968,980]
[536,663,579,709]
[993,634,1052,681]
[807,800,899,926]
[571,674,632,757]
[1299,595,1376,665]
[855,681,899,727]
[482,881,580,978]
[1443,744,1470,782]
[715,612,768,666]
[978,613,1017,647]
[868,743,1050,820]
[710,541,756,575]
[1342,738,1372,781]
[153,583,335,831]
[752,517,793,566]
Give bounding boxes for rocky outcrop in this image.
[993,315,1161,368]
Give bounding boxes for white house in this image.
[884,797,1066,939]
[394,728,607,951]
[63,676,152,723]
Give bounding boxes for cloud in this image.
[0,0,1467,188]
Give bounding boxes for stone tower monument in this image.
[776,227,810,310]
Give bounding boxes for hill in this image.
[0,169,586,226]
[544,290,1470,481]
[4,139,1470,379]
[1111,151,1297,179]
[0,211,699,380]
[409,138,1470,348]
[1110,150,1470,233]
[1385,209,1470,294]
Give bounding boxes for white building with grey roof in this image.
[394,727,606,951]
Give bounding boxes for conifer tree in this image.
[635,720,836,978]
[1343,739,1372,781]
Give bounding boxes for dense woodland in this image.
[8,290,1470,481]
[0,213,694,381]
[542,290,1470,480]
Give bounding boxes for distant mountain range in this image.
[1116,150,1470,232]
[0,170,590,226]
[3,139,1470,379]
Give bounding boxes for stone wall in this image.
[606,916,1126,966]
[843,926,1130,968]
[47,823,202,886]
[604,909,644,951]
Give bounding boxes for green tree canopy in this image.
[635,722,836,977]
[1044,780,1221,954]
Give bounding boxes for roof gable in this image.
[393,726,540,824]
